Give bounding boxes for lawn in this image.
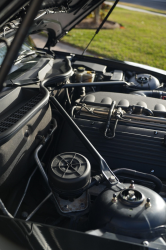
[62,7,166,70]
[119,2,166,15]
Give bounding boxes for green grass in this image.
[119,2,166,15]
[62,7,166,70]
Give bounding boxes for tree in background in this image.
[93,4,110,24]
[94,6,101,24]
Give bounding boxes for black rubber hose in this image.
[113,168,162,193]
[131,90,166,98]
[87,174,105,190]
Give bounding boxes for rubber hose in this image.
[131,90,166,98]
[113,168,162,193]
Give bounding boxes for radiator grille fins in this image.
[0,93,44,133]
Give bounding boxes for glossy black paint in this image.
[0,215,148,250]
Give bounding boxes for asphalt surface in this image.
[31,34,91,55]
[105,1,166,17]
[119,0,166,11]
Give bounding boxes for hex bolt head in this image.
[24,130,30,137]
[112,193,117,203]
[22,211,28,218]
[80,203,85,208]
[109,176,116,183]
[145,198,151,208]
[142,241,149,246]
[129,180,135,189]
[128,190,135,197]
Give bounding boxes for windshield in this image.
[0,39,31,66]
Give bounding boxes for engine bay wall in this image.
[0,103,51,193]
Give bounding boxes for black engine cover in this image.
[58,118,166,180]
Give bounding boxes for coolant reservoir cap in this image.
[77,67,85,72]
[119,188,145,207]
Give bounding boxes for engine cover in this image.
[58,117,166,179]
[80,91,166,112]
[58,91,166,179]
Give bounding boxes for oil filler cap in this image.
[48,152,91,198]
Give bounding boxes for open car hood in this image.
[0,0,105,46]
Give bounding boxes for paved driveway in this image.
[31,34,91,55]
[118,0,166,11]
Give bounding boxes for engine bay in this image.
[1,52,166,249]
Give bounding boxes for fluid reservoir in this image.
[75,67,95,83]
[75,67,85,82]
[83,71,95,83]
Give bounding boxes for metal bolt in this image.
[112,193,117,203]
[151,169,155,174]
[128,190,135,197]
[129,180,135,189]
[145,198,151,208]
[91,122,95,125]
[24,130,30,137]
[109,176,116,183]
[22,211,28,218]
[154,131,158,135]
[80,203,84,208]
[142,241,149,246]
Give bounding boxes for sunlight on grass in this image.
[62,7,166,70]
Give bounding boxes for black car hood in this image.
[0,0,105,46]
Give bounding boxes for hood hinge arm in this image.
[82,0,120,55]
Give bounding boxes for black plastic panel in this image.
[0,86,49,145]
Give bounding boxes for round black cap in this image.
[48,152,91,197]
[77,67,85,73]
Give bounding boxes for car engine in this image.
[1,53,166,249]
